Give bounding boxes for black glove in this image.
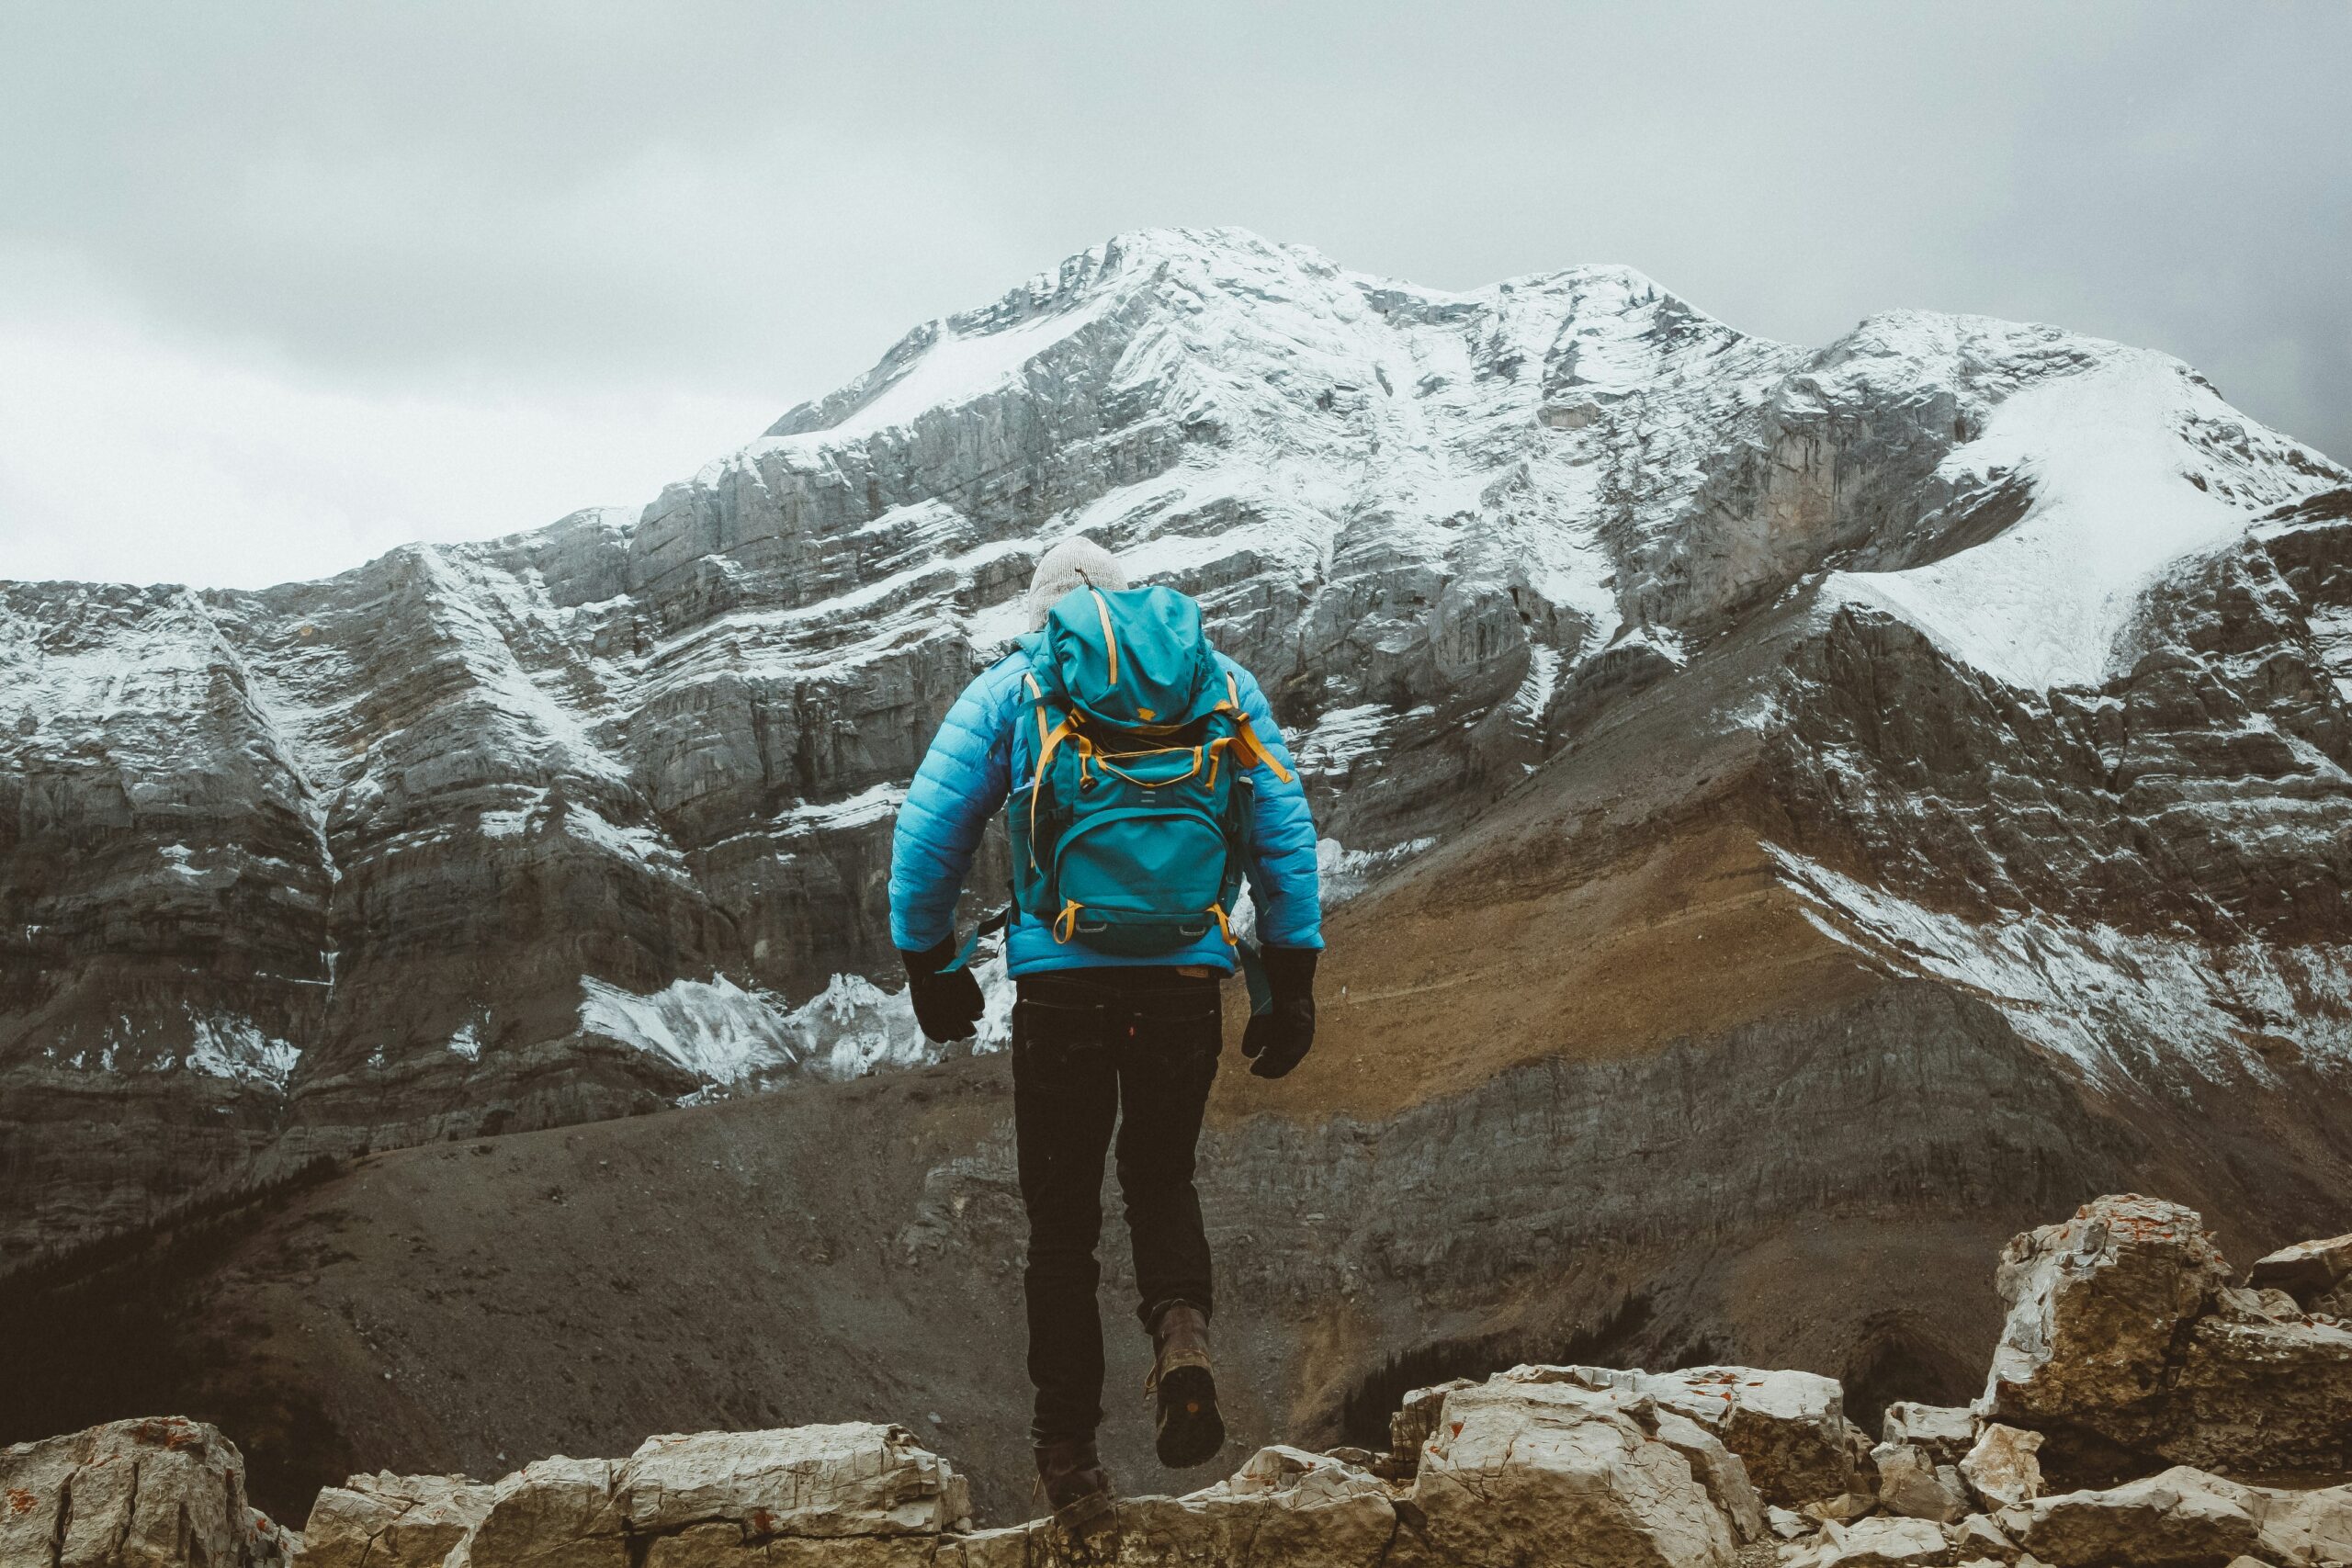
[900,938,984,1043]
[1241,946,1317,1079]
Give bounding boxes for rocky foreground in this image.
[10,1194,2351,1568]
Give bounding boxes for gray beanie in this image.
[1023,536,1128,630]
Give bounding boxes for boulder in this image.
[1452,1369,1764,1540]
[1645,1368,1867,1507]
[959,1445,1402,1568]
[1996,1466,2352,1568]
[2246,1234,2352,1311]
[296,1472,494,1568]
[1650,1410,1768,1545]
[1883,1404,1978,1466]
[454,1425,968,1568]
[1979,1194,2352,1477]
[1802,1493,1880,1526]
[1947,1513,2015,1562]
[1958,1426,2044,1512]
[1783,1515,1956,1568]
[2166,1287,2352,1476]
[1979,1195,2234,1449]
[0,1416,296,1568]
[1515,1363,1863,1507]
[1414,1377,1739,1567]
[1386,1377,1474,1471]
[608,1427,970,1538]
[1873,1441,1969,1523]
[455,1456,619,1568]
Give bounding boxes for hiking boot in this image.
[1033,1435,1114,1527]
[1147,1301,1225,1469]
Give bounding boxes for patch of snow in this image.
[1295,704,1396,773]
[816,297,1115,441]
[580,974,800,1086]
[1718,682,1781,734]
[448,1021,481,1062]
[1825,355,2330,690]
[1612,624,1689,666]
[774,780,906,838]
[784,973,932,1078]
[580,959,1012,1096]
[478,789,684,869]
[1766,845,2352,1084]
[183,1012,300,1090]
[1513,645,1560,724]
[1317,835,1437,904]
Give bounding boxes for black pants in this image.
[1012,965,1222,1445]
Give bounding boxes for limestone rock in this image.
[1622,1366,1863,1507]
[1416,1377,1739,1567]
[608,1426,971,1537]
[1997,1466,2352,1568]
[1803,1494,1880,1527]
[458,1455,619,1568]
[295,1472,494,1568]
[1653,1409,1770,1545]
[0,1416,296,1568]
[1979,1195,2234,1448]
[2246,1234,2352,1309]
[1958,1427,2044,1513]
[1386,1377,1474,1471]
[1883,1405,1979,1466]
[1874,1441,1969,1523]
[1784,1516,1956,1568]
[450,1426,968,1568]
[1980,1195,2352,1477]
[959,1445,1401,1568]
[1948,1513,2015,1562]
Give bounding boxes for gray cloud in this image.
[1,0,2345,586]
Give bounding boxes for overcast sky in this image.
[2,1,2346,589]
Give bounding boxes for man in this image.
[888,536,1322,1518]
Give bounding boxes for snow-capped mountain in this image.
[3,227,2347,1260]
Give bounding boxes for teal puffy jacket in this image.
[888,649,1323,975]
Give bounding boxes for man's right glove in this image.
[900,939,984,1043]
[1240,945,1317,1079]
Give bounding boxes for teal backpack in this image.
[1008,583,1294,956]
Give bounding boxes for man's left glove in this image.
[1240,946,1317,1079]
[901,939,984,1043]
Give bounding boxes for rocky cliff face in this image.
[2,227,2348,1277]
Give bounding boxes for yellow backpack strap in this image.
[1212,669,1295,782]
[1028,715,1076,868]
[1208,904,1237,947]
[1053,899,1081,942]
[1233,715,1295,784]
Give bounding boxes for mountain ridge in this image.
[2,223,2346,1269]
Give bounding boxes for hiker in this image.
[888,537,1323,1518]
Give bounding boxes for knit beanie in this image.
[1023,536,1128,631]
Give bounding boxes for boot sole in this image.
[1154,1364,1226,1469]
